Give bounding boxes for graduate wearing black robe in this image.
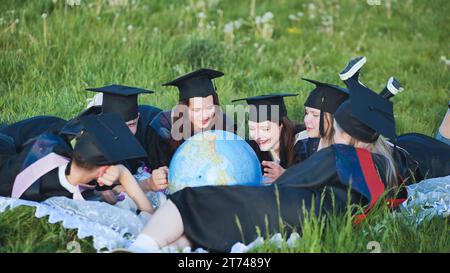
[145,109,236,171]
[168,144,410,252]
[146,68,236,171]
[61,104,162,174]
[0,132,92,201]
[0,113,148,202]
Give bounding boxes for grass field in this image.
[0,0,449,253]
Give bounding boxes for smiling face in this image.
[303,106,321,138]
[249,120,282,152]
[188,95,216,132]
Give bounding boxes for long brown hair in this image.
[279,116,297,167]
[169,93,222,154]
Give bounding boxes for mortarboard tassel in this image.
[319,96,325,137]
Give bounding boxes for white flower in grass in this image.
[233,18,243,29]
[261,11,273,23]
[308,3,317,19]
[224,22,234,46]
[41,13,47,19]
[108,0,128,7]
[15,19,19,24]
[224,22,234,33]
[288,14,299,21]
[66,0,81,6]
[122,37,127,43]
[441,56,450,66]
[297,12,304,17]
[255,16,262,25]
[127,24,133,32]
[197,12,206,19]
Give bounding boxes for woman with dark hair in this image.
[0,113,153,213]
[232,94,305,183]
[144,68,235,192]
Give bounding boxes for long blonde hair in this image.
[335,121,398,188]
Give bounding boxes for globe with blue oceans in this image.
[168,130,263,193]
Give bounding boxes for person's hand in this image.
[147,166,169,191]
[262,161,285,184]
[96,165,125,186]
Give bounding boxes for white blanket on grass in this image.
[0,175,449,253]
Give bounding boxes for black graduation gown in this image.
[145,110,236,171]
[0,115,67,153]
[0,131,94,202]
[0,132,15,155]
[292,137,320,164]
[396,133,450,180]
[169,144,402,252]
[61,105,162,174]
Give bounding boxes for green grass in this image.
[0,0,449,252]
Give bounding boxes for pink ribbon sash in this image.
[12,152,70,199]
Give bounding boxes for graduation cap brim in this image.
[302,78,349,113]
[232,93,298,103]
[162,68,224,101]
[85,84,154,96]
[302,78,350,94]
[86,85,154,121]
[76,113,147,165]
[59,106,102,138]
[232,93,298,122]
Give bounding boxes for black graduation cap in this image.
[162,68,224,101]
[59,106,102,139]
[302,78,349,137]
[232,93,298,123]
[74,113,147,165]
[86,84,154,122]
[334,79,396,143]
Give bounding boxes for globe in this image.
[168,130,263,193]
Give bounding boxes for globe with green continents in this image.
[168,130,263,193]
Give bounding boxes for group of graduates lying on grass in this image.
[0,56,449,252]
